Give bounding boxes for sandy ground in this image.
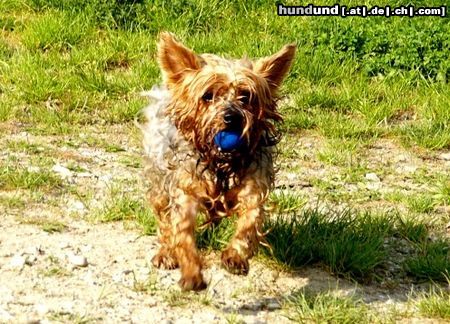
[0,123,449,323]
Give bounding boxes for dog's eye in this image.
[202,91,213,102]
[239,91,250,105]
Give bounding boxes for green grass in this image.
[396,216,429,243]
[0,165,62,190]
[0,0,448,149]
[269,190,306,214]
[189,206,448,285]
[196,215,236,251]
[0,194,26,209]
[20,217,67,233]
[285,290,373,324]
[417,288,450,320]
[405,194,437,214]
[404,238,450,282]
[93,190,156,235]
[264,209,392,280]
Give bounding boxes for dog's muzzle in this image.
[223,105,243,130]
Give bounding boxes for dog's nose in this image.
[224,112,237,125]
[223,107,242,126]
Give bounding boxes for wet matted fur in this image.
[140,32,296,290]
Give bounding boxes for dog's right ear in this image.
[157,32,201,86]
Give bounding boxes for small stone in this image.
[242,301,263,311]
[394,154,408,162]
[439,152,450,161]
[70,201,85,211]
[396,165,417,174]
[81,244,93,252]
[266,301,281,310]
[77,172,92,178]
[35,303,49,315]
[365,173,380,182]
[366,182,382,191]
[59,242,70,249]
[52,164,73,179]
[0,307,13,321]
[25,254,37,266]
[10,255,26,269]
[68,254,88,267]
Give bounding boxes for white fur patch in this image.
[138,86,188,170]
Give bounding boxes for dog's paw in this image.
[151,250,179,270]
[178,273,207,291]
[221,248,249,275]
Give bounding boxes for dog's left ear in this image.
[254,44,296,91]
[157,32,202,86]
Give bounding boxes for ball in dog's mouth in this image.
[214,130,244,151]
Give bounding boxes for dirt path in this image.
[0,123,448,323]
[0,214,416,323]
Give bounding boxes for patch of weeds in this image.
[341,164,370,184]
[384,190,408,204]
[48,311,93,324]
[405,194,437,214]
[400,121,450,150]
[280,103,316,133]
[309,178,348,203]
[284,289,373,324]
[101,97,148,124]
[316,112,381,142]
[263,209,393,280]
[0,194,25,209]
[6,140,48,154]
[163,289,190,307]
[94,190,156,235]
[40,254,70,277]
[104,143,125,153]
[119,156,141,168]
[162,288,211,308]
[196,216,236,251]
[417,287,450,320]
[396,216,429,244]
[404,238,450,282]
[431,177,450,206]
[0,166,63,191]
[0,101,14,122]
[82,135,124,153]
[20,217,67,233]
[66,162,87,173]
[41,266,71,277]
[269,190,306,214]
[22,10,92,51]
[225,312,245,324]
[42,221,67,233]
[131,270,159,295]
[317,139,362,167]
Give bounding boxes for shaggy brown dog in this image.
[140,32,295,290]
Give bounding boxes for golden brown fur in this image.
[141,32,295,291]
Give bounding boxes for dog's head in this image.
[157,32,295,162]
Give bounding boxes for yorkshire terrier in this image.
[140,32,295,291]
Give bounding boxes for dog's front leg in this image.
[221,178,267,275]
[171,190,206,291]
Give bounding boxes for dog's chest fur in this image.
[140,86,273,208]
[140,87,233,198]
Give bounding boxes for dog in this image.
[140,32,295,291]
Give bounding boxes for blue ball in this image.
[214,130,243,151]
